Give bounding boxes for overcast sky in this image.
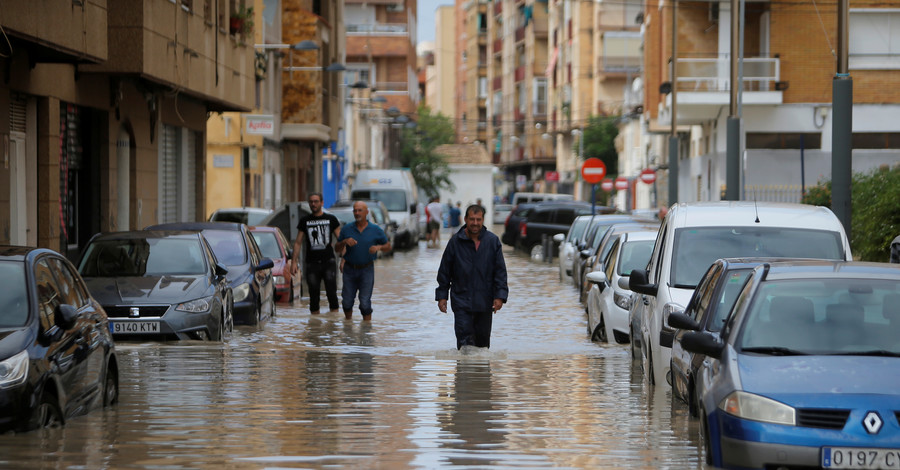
[418,0,455,44]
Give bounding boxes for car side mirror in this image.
[680,331,725,359]
[579,249,590,259]
[667,312,700,331]
[215,263,229,278]
[629,269,658,296]
[586,271,608,285]
[552,233,565,243]
[54,304,79,331]
[256,258,274,271]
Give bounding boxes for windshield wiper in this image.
[741,346,809,356]
[830,350,900,358]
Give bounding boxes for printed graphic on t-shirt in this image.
[306,219,333,251]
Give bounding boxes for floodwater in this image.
[0,229,706,469]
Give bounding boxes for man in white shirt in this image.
[426,196,443,247]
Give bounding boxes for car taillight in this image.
[520,223,527,238]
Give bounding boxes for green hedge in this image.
[801,164,900,262]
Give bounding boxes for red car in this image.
[249,226,298,303]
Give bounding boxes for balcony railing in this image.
[346,23,408,34]
[673,55,780,92]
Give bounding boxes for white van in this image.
[511,192,574,206]
[629,201,852,387]
[351,169,419,248]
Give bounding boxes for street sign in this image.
[639,168,657,184]
[581,158,607,184]
[614,176,629,191]
[600,178,614,192]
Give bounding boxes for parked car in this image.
[576,219,658,302]
[493,203,513,226]
[629,201,853,387]
[249,226,299,303]
[553,215,594,281]
[208,207,272,226]
[78,230,232,341]
[681,260,900,469]
[668,257,779,415]
[585,229,657,343]
[145,222,275,326]
[501,202,539,248]
[510,192,574,206]
[259,201,312,243]
[0,246,118,432]
[516,201,614,259]
[330,199,397,254]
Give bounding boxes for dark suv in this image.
[515,202,614,258]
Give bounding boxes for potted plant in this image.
[229,5,253,37]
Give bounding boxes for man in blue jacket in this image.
[436,204,509,349]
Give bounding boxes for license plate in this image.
[823,447,900,469]
[112,321,160,334]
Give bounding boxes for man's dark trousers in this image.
[305,260,339,312]
[453,310,493,349]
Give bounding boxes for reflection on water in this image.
[0,237,704,469]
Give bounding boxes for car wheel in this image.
[529,243,543,261]
[701,409,714,466]
[103,365,119,407]
[688,377,699,418]
[271,298,277,318]
[213,307,225,341]
[34,393,63,429]
[646,348,656,385]
[591,316,608,342]
[289,284,295,303]
[630,334,637,359]
[226,295,235,333]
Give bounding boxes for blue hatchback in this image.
[682,260,900,469]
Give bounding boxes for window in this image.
[34,259,61,331]
[746,133,821,149]
[533,78,547,115]
[852,132,900,149]
[478,77,488,98]
[849,10,900,69]
[48,258,87,308]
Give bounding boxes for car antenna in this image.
[753,187,760,223]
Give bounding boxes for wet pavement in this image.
[0,229,706,469]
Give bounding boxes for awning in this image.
[545,46,559,78]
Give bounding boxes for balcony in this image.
[493,38,502,54]
[0,0,107,64]
[493,76,502,91]
[658,55,783,125]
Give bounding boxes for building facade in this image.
[0,0,254,258]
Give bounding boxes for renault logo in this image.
[129,307,140,318]
[863,411,883,434]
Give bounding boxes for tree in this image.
[578,115,620,176]
[398,105,456,198]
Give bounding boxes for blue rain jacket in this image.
[436,226,508,313]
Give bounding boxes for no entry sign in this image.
[639,168,657,184]
[600,178,614,192]
[614,176,629,191]
[581,158,607,184]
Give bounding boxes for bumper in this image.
[720,435,820,469]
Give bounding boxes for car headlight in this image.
[274,275,285,284]
[719,391,796,426]
[662,302,685,334]
[176,296,214,313]
[233,283,251,302]
[614,291,632,310]
[0,350,29,389]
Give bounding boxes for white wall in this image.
[439,164,497,226]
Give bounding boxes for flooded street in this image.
[0,231,705,469]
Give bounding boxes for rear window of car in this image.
[670,227,844,288]
[252,231,283,259]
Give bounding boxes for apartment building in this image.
[344,0,419,171]
[426,6,456,118]
[0,0,254,257]
[643,0,900,204]
[456,0,489,147]
[487,0,552,200]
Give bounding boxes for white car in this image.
[585,230,657,343]
[629,201,853,387]
[553,215,594,282]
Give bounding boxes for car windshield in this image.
[738,278,900,355]
[670,227,844,288]
[79,238,207,276]
[251,232,282,259]
[352,190,406,212]
[618,240,655,276]
[201,230,248,266]
[567,218,590,243]
[0,262,29,327]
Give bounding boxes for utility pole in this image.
[831,0,852,234]
[724,0,741,200]
[668,0,679,205]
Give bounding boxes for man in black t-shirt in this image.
[291,193,341,315]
